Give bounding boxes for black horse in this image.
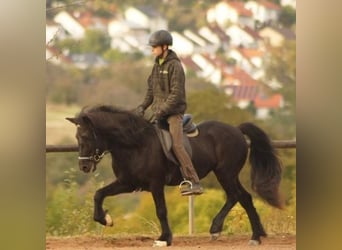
[66,105,283,246]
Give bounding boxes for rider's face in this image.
[151,45,163,57]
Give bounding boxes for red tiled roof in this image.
[254,94,283,108]
[222,67,259,101]
[75,11,110,28]
[243,26,262,40]
[228,1,253,17]
[223,67,258,86]
[238,47,264,59]
[208,23,230,43]
[259,0,281,11]
[77,11,93,27]
[230,85,259,100]
[180,56,202,72]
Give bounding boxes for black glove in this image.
[134,106,144,117]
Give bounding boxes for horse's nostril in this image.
[82,165,88,171]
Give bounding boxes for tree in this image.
[264,41,296,138]
[81,30,111,55]
[279,6,296,28]
[187,87,254,126]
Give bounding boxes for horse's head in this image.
[66,115,107,173]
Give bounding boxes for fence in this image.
[46,140,296,234]
[46,140,296,152]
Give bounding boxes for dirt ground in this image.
[46,234,296,249]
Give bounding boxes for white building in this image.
[124,6,167,32]
[245,0,281,24]
[170,32,194,56]
[53,11,85,39]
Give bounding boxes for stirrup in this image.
[179,180,192,189]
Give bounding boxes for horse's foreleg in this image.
[151,188,172,246]
[93,180,134,226]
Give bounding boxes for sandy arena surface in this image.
[46,234,296,249]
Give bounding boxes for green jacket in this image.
[140,50,186,121]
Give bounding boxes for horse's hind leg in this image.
[236,182,267,245]
[209,195,237,239]
[209,169,240,239]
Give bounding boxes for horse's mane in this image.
[78,105,154,146]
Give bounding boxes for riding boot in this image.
[180,181,203,196]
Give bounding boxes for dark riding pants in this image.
[167,114,200,184]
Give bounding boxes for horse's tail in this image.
[238,122,283,209]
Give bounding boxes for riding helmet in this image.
[148,30,173,46]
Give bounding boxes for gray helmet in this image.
[148,30,173,46]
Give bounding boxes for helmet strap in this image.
[161,45,169,59]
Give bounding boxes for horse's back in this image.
[189,120,248,177]
[195,120,246,143]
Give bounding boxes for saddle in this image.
[154,114,199,165]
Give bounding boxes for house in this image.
[227,47,265,79]
[198,26,220,45]
[281,0,296,9]
[258,26,296,47]
[254,93,284,119]
[124,6,167,32]
[245,0,281,25]
[108,18,133,38]
[108,17,150,54]
[208,23,231,51]
[53,11,85,39]
[46,21,66,45]
[191,53,222,86]
[75,11,108,33]
[180,56,202,77]
[69,53,108,69]
[206,0,254,29]
[110,37,133,53]
[170,32,195,56]
[222,67,260,109]
[225,24,262,48]
[46,46,71,66]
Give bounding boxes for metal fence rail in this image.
[46,140,296,153]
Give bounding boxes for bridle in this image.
[78,148,108,163]
[77,124,108,163]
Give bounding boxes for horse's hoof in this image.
[152,240,167,247]
[248,240,260,246]
[105,213,113,227]
[211,233,220,241]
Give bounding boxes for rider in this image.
[135,30,203,196]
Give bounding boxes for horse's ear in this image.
[66,117,78,125]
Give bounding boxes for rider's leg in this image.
[167,114,203,195]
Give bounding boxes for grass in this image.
[46,103,81,144]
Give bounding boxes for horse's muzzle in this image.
[79,161,94,173]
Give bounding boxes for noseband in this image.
[78,148,108,163]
